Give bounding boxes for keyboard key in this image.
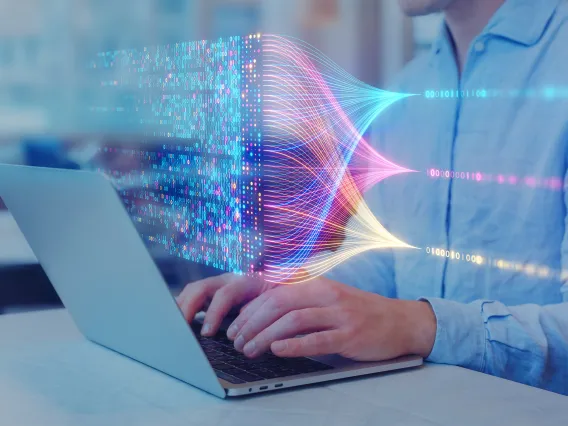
[259,362,289,371]
[253,358,278,365]
[237,358,265,365]
[200,333,334,381]
[218,346,243,357]
[202,348,222,357]
[212,336,232,345]
[211,362,234,371]
[236,363,263,371]
[226,360,249,369]
[214,370,245,384]
[223,368,248,376]
[255,355,278,363]
[207,353,225,361]
[211,353,235,362]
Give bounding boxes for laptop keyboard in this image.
[191,322,333,384]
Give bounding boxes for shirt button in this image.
[474,41,486,53]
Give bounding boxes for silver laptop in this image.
[0,164,422,398]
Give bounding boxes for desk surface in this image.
[0,211,37,266]
[0,309,566,426]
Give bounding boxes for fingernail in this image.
[227,324,239,340]
[201,323,211,336]
[272,341,287,353]
[234,335,245,351]
[244,340,256,357]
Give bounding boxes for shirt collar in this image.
[485,0,560,46]
[429,0,560,60]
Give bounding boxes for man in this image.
[177,0,568,394]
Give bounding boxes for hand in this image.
[176,273,277,336]
[226,274,437,361]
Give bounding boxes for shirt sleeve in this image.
[422,297,568,395]
[421,164,568,395]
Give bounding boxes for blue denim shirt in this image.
[328,0,568,394]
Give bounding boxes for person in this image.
[177,0,568,395]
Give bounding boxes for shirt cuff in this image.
[420,297,486,371]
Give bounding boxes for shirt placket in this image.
[439,34,489,298]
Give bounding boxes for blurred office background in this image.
[0,0,442,313]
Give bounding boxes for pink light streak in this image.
[261,35,413,284]
[428,168,563,191]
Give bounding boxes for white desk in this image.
[0,309,566,426]
[0,211,37,266]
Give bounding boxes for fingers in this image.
[239,298,255,314]
[226,290,272,339]
[176,275,225,322]
[242,307,337,358]
[201,274,266,336]
[228,285,312,350]
[177,273,268,336]
[271,330,344,358]
[229,283,330,353]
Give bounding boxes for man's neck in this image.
[444,0,506,73]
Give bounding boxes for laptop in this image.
[0,164,422,398]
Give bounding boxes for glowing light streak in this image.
[428,168,564,191]
[90,33,418,283]
[424,87,568,100]
[262,35,414,283]
[426,246,561,281]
